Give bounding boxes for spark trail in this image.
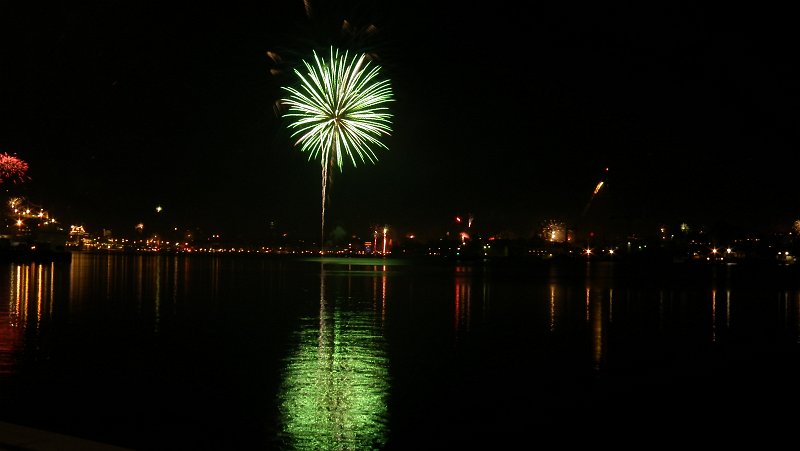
[582,167,609,217]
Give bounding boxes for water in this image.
[1,253,800,449]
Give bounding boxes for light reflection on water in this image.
[454,265,473,336]
[1,262,59,376]
[1,256,800,448]
[279,262,390,450]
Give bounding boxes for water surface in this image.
[1,253,799,449]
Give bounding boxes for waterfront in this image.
[1,252,800,449]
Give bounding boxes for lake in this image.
[1,252,799,449]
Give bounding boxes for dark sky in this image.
[2,2,798,243]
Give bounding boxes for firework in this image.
[592,180,604,196]
[0,153,30,184]
[266,1,384,82]
[582,167,609,217]
[280,46,393,250]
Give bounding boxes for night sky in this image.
[2,2,798,243]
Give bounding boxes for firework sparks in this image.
[0,153,30,185]
[280,46,393,250]
[265,1,386,83]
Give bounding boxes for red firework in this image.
[0,152,30,184]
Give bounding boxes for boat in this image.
[1,197,70,262]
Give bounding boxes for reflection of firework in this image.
[281,46,393,250]
[0,153,30,184]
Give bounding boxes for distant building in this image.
[68,225,89,248]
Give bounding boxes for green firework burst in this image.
[280,46,394,249]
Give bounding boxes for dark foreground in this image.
[1,254,799,449]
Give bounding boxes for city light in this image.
[5,192,799,264]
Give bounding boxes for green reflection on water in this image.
[279,269,389,450]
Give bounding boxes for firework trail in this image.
[280,46,393,250]
[582,167,608,217]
